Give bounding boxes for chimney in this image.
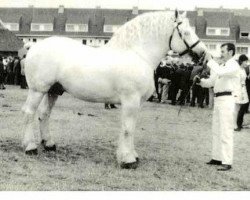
[165,7,170,11]
[58,5,64,14]
[28,5,34,8]
[96,5,101,9]
[132,6,139,15]
[197,9,203,16]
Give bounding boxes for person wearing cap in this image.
[195,43,240,171]
[234,54,249,131]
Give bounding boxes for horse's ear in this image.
[175,9,179,20]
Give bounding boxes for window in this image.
[104,25,113,33]
[104,25,121,33]
[207,28,216,35]
[237,47,248,54]
[4,23,19,31]
[240,32,249,38]
[82,39,87,45]
[31,23,53,31]
[32,38,37,42]
[221,29,229,36]
[206,28,230,36]
[104,40,109,44]
[66,24,88,32]
[43,24,53,31]
[31,24,40,31]
[78,24,88,32]
[66,24,75,32]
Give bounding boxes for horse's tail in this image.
[19,42,34,76]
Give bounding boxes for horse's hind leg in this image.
[22,89,45,154]
[117,94,141,169]
[37,93,58,151]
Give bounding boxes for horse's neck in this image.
[131,43,168,68]
[107,12,174,69]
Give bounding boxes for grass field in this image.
[0,86,250,191]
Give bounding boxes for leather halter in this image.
[169,21,201,56]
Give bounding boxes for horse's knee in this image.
[22,107,36,124]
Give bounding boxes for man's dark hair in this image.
[221,43,235,56]
[238,54,248,65]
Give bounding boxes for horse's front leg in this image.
[118,94,141,169]
[22,89,44,154]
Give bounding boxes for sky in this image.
[0,0,250,10]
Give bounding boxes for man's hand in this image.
[193,75,201,84]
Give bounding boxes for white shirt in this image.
[200,58,240,94]
[234,67,249,104]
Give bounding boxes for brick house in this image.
[0,6,250,57]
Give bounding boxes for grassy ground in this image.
[0,85,250,191]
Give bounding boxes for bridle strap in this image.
[179,40,201,56]
[169,21,201,57]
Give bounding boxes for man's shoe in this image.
[206,159,222,165]
[104,104,110,109]
[234,127,241,132]
[217,164,232,171]
[110,104,117,109]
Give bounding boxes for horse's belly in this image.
[61,76,120,103]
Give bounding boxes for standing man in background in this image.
[234,54,249,131]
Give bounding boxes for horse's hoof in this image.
[41,140,56,152]
[25,149,38,155]
[44,145,57,152]
[120,161,139,169]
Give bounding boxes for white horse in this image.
[21,10,207,169]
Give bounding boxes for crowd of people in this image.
[0,55,27,90]
[149,52,250,115]
[148,54,211,107]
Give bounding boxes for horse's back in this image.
[25,36,154,102]
[25,37,94,90]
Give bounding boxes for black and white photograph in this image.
[0,0,250,195]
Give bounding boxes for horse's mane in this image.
[106,11,175,50]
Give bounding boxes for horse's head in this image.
[169,10,207,63]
